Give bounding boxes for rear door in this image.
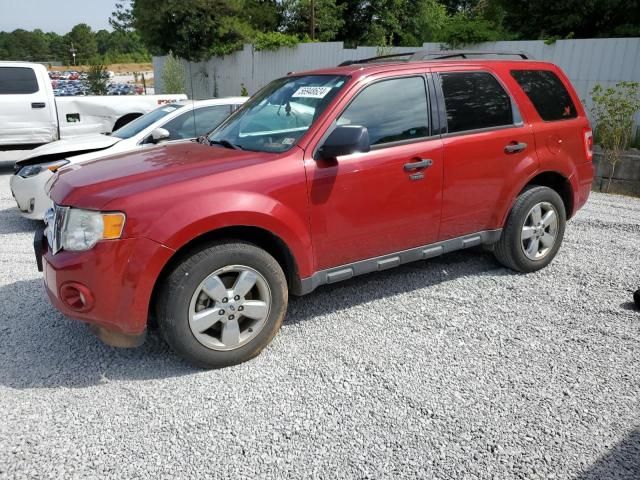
[434,68,539,240]
[0,65,57,147]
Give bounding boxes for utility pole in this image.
[310,0,316,41]
[69,43,77,66]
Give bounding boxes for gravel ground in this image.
[0,161,639,479]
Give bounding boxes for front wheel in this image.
[494,186,567,273]
[157,242,288,368]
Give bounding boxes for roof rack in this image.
[415,51,530,60]
[338,52,416,67]
[338,50,531,67]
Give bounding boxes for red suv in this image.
[36,53,594,367]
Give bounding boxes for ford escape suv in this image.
[35,52,594,368]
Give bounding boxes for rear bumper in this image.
[571,161,595,215]
[41,235,175,339]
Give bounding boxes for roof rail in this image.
[338,52,415,67]
[412,51,531,60]
[338,50,531,66]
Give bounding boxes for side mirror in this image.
[318,125,370,160]
[148,127,170,144]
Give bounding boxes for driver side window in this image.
[337,77,430,146]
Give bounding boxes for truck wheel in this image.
[157,241,288,368]
[494,186,566,273]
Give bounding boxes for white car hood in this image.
[17,134,121,164]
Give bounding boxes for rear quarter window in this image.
[0,67,39,94]
[511,70,577,121]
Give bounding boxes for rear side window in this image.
[0,67,39,94]
[337,76,429,146]
[163,105,234,139]
[440,72,513,133]
[511,70,577,121]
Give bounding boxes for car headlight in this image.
[18,160,69,178]
[61,208,126,251]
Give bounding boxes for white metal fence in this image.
[153,38,640,126]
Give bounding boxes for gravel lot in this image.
[0,161,639,479]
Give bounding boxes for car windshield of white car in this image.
[208,75,348,153]
[111,104,184,139]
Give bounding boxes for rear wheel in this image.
[494,186,566,273]
[157,242,288,368]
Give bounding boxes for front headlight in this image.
[61,208,126,251]
[18,160,69,178]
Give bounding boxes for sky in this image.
[0,0,118,33]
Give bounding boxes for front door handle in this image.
[504,142,527,154]
[31,102,46,109]
[404,158,433,171]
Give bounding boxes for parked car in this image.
[11,97,246,220]
[0,62,187,151]
[35,53,594,368]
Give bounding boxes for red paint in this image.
[42,59,594,338]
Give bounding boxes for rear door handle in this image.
[504,142,527,154]
[31,102,46,109]
[404,158,433,171]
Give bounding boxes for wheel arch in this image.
[501,170,576,227]
[148,225,304,327]
[522,171,575,219]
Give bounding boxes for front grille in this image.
[44,204,69,255]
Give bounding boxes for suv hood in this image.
[17,134,120,166]
[48,142,260,209]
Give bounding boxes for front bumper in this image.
[10,170,54,220]
[37,231,175,346]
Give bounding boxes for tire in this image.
[494,186,566,273]
[634,289,640,309]
[157,241,288,368]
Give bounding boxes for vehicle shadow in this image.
[0,249,505,389]
[285,248,508,325]
[0,207,41,234]
[576,428,640,479]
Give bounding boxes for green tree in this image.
[278,0,345,41]
[132,0,255,59]
[591,82,640,192]
[498,0,640,39]
[162,51,186,94]
[110,1,135,32]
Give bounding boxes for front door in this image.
[305,75,444,271]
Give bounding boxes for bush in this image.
[161,51,186,94]
[253,32,300,52]
[87,61,108,95]
[591,82,640,192]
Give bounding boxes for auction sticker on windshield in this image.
[292,86,332,98]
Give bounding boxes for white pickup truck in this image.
[0,61,187,151]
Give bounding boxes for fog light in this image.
[29,198,35,213]
[60,282,94,312]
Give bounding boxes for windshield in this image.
[208,75,348,153]
[111,103,184,139]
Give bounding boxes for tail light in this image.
[583,128,593,162]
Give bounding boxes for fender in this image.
[120,190,314,279]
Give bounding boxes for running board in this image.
[299,229,502,294]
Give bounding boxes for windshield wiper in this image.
[210,139,243,150]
